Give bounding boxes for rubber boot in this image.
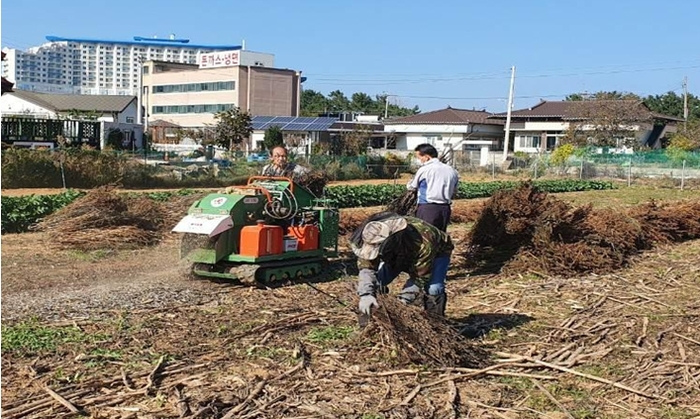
[424,293,447,317]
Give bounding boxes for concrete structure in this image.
[1,89,138,123]
[143,61,302,128]
[489,100,682,153]
[383,107,505,166]
[1,35,272,96]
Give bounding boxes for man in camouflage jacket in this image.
[350,211,454,317]
[261,146,309,180]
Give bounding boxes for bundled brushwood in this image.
[469,183,700,276]
[33,186,164,251]
[628,199,700,243]
[356,293,488,368]
[386,189,417,216]
[295,171,330,197]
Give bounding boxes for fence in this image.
[1,117,102,148]
[449,149,700,189]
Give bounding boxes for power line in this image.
[308,64,700,85]
[305,59,700,78]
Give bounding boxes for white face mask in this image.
[414,158,423,166]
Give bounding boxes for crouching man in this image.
[350,211,454,318]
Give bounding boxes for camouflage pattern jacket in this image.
[356,217,454,296]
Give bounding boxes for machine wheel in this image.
[296,270,303,279]
[268,274,277,282]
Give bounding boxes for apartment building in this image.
[142,58,302,128]
[1,35,273,96]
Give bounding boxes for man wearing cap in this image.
[350,211,454,318]
[261,146,309,180]
[407,143,459,232]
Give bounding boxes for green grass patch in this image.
[307,325,355,343]
[1,319,90,354]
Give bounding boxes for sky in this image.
[2,0,699,113]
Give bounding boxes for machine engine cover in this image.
[172,214,233,237]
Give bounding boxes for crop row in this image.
[1,180,614,234]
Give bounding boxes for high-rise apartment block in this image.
[1,35,274,96]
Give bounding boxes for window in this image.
[152,81,236,94]
[422,135,442,145]
[126,117,134,123]
[151,104,235,114]
[518,135,541,149]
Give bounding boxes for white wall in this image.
[385,124,470,134]
[0,94,56,117]
[116,101,138,124]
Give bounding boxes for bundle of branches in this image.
[386,188,417,216]
[468,182,677,276]
[356,293,487,368]
[33,186,164,251]
[295,171,329,197]
[628,199,700,243]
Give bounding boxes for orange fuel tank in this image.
[239,221,284,257]
[288,225,320,251]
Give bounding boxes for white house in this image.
[383,107,505,166]
[1,89,138,123]
[488,100,682,154]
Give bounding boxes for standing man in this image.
[407,144,459,232]
[350,211,454,318]
[261,146,309,180]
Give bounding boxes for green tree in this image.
[644,91,700,120]
[263,125,284,151]
[327,90,351,112]
[667,120,700,152]
[566,91,641,101]
[350,92,374,112]
[300,89,329,116]
[208,106,253,151]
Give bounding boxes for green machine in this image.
[172,176,339,284]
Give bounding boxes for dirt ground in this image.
[2,188,699,418]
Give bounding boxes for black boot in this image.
[424,293,447,317]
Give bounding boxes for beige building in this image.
[142,60,302,128]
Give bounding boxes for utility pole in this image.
[384,94,390,119]
[136,55,143,127]
[683,76,689,129]
[502,66,516,162]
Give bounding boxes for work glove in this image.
[358,295,379,316]
[397,284,421,305]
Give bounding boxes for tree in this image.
[263,125,284,151]
[644,91,700,120]
[667,120,700,152]
[566,91,641,101]
[327,90,350,112]
[561,99,652,148]
[300,89,420,117]
[209,107,253,150]
[300,90,329,116]
[331,124,373,156]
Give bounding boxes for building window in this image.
[518,135,541,149]
[151,103,235,114]
[126,117,135,123]
[422,135,441,145]
[152,81,236,94]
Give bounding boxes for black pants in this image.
[415,203,451,232]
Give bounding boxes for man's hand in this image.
[358,295,379,315]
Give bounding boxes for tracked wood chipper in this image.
[172,176,339,284]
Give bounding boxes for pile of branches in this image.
[355,293,488,368]
[386,189,417,216]
[468,182,700,276]
[295,171,329,197]
[33,186,165,251]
